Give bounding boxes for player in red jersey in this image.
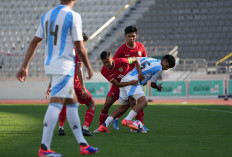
[46,33,95,136]
[93,50,144,133]
[97,26,148,130]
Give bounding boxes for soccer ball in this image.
[129,120,144,133]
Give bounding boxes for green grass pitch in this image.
[0,103,232,157]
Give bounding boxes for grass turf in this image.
[0,104,231,157]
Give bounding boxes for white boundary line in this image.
[159,105,232,114]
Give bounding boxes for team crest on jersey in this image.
[119,68,123,72]
[138,51,142,56]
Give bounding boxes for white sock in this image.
[104,116,114,127]
[83,126,89,130]
[66,103,87,145]
[41,103,63,150]
[125,110,137,121]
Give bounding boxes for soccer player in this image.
[97,55,175,133]
[93,51,144,133]
[46,33,95,136]
[98,26,148,130]
[16,0,98,156]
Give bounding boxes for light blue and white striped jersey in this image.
[125,57,162,85]
[35,5,83,76]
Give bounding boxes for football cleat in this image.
[98,124,110,133]
[58,128,66,136]
[113,119,119,130]
[82,128,93,136]
[38,147,63,157]
[80,145,99,155]
[143,125,150,131]
[121,118,138,130]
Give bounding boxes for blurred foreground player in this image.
[46,33,95,137]
[17,0,98,156]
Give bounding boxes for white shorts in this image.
[49,74,74,98]
[119,75,145,105]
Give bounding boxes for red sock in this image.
[136,109,144,124]
[99,109,108,126]
[59,105,67,127]
[83,109,95,127]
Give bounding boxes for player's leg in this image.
[82,99,95,136]
[95,104,129,133]
[75,86,95,136]
[65,94,98,155]
[121,85,147,130]
[39,74,71,157]
[99,85,119,126]
[98,96,116,125]
[58,105,66,136]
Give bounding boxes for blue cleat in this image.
[80,145,99,155]
[143,124,150,131]
[113,119,119,130]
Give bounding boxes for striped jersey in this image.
[125,57,162,85]
[35,4,83,76]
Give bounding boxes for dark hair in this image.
[124,26,137,34]
[82,32,88,42]
[162,55,176,68]
[100,51,111,59]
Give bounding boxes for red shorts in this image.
[74,80,93,104]
[107,84,120,100]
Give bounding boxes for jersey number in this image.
[45,21,59,45]
[141,61,151,70]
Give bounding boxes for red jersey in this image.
[101,58,133,82]
[113,42,147,59]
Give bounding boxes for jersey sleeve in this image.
[101,68,113,82]
[35,15,45,39]
[72,12,83,42]
[150,70,162,83]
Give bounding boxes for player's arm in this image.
[129,57,145,82]
[16,36,42,82]
[46,82,51,99]
[76,61,88,98]
[74,40,93,80]
[111,79,138,88]
[150,70,162,91]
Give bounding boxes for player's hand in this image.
[46,87,51,99]
[16,67,28,82]
[86,67,94,80]
[81,87,89,99]
[156,83,162,91]
[143,82,147,86]
[129,80,138,85]
[138,73,145,82]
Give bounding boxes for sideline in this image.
[0,99,232,105]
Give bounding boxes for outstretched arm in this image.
[111,79,138,88]
[131,57,144,82]
[16,36,42,82]
[76,62,88,99]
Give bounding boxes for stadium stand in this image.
[1,0,232,78]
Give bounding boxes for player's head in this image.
[161,55,176,70]
[100,51,114,69]
[60,0,76,6]
[124,26,137,46]
[82,32,88,42]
